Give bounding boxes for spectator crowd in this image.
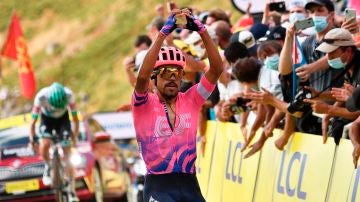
[121,0,360,168]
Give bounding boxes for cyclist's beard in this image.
[158,82,179,101]
[162,93,177,101]
[160,88,178,101]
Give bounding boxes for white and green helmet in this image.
[47,82,68,108]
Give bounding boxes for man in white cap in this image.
[304,28,360,143]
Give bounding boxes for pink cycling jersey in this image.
[132,76,215,174]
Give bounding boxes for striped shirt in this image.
[301,35,344,91]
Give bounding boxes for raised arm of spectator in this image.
[279,26,295,75]
[261,0,270,25]
[341,16,360,34]
[124,57,137,87]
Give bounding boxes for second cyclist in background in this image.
[29,82,79,202]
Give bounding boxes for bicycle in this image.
[51,134,67,202]
[49,130,75,202]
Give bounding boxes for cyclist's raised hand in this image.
[160,10,179,36]
[184,10,206,33]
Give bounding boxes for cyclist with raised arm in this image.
[29,82,79,202]
[132,9,223,201]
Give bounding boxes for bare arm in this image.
[201,30,223,84]
[350,116,360,168]
[72,113,79,138]
[350,117,360,147]
[135,33,166,93]
[279,28,294,75]
[264,109,285,137]
[241,103,267,151]
[243,88,302,117]
[30,117,37,143]
[261,2,270,25]
[327,104,360,120]
[123,57,137,87]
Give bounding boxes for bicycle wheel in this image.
[52,149,65,202]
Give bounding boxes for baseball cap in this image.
[249,23,269,40]
[316,28,356,53]
[346,87,360,112]
[288,0,306,10]
[266,26,286,41]
[230,30,256,49]
[305,0,334,12]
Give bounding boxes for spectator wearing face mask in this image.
[278,0,343,137]
[282,0,315,38]
[304,28,360,144]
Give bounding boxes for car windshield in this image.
[0,123,88,148]
[0,126,30,147]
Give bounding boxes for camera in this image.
[230,97,251,114]
[269,1,286,13]
[287,88,312,113]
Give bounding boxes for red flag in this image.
[1,12,36,99]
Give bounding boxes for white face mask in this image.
[193,44,206,59]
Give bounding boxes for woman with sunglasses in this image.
[131,8,223,202]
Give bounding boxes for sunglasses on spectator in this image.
[157,66,184,80]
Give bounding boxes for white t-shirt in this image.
[258,67,283,101]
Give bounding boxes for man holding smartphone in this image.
[278,0,341,135]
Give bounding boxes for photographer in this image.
[304,28,360,144]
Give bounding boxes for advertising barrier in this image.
[271,132,336,202]
[197,121,356,202]
[253,129,282,202]
[206,122,228,202]
[196,121,218,197]
[328,139,360,202]
[221,122,261,202]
